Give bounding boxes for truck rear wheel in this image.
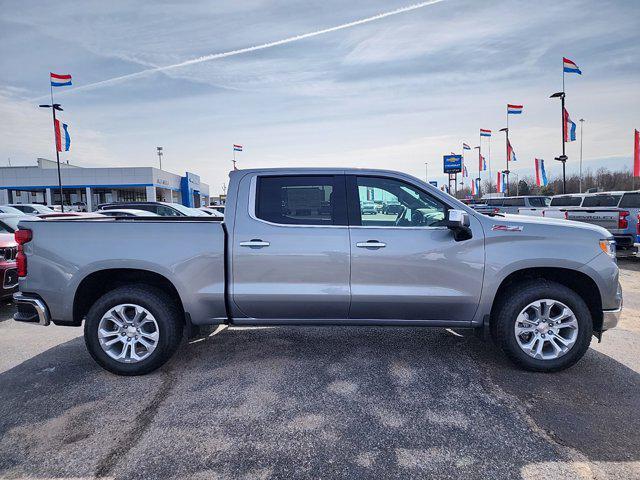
[494,280,593,372]
[84,285,183,375]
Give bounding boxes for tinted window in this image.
[256,176,346,226]
[503,197,525,207]
[528,197,549,207]
[582,195,622,207]
[619,192,640,208]
[486,199,504,206]
[355,176,446,227]
[550,196,583,207]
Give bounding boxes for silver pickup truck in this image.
[13,168,622,375]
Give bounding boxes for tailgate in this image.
[567,209,619,230]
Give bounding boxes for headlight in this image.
[599,239,616,259]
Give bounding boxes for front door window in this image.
[355,176,447,227]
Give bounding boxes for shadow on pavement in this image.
[0,326,638,479]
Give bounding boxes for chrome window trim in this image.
[248,173,455,231]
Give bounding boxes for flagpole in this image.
[488,135,492,194]
[232,147,236,170]
[505,106,510,196]
[49,81,64,212]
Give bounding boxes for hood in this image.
[0,233,16,247]
[485,213,612,238]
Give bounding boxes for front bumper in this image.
[601,282,623,331]
[13,292,51,326]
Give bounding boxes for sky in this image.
[1,0,639,194]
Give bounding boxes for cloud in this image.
[31,0,446,99]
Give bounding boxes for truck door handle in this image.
[240,239,270,248]
[356,240,386,249]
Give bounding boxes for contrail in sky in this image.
[46,0,445,97]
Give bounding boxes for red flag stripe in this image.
[634,129,640,177]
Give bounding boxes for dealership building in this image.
[0,158,210,211]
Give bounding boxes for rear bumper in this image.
[13,292,51,326]
[613,234,636,248]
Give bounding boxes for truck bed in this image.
[17,216,227,326]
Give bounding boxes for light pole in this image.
[425,162,428,182]
[550,91,567,193]
[156,147,163,170]
[38,102,65,212]
[579,118,584,193]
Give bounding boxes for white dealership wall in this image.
[0,158,210,210]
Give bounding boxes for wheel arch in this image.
[72,268,186,326]
[490,267,603,334]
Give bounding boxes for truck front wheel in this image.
[494,280,593,372]
[84,285,183,375]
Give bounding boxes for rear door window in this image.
[528,197,548,207]
[256,176,347,226]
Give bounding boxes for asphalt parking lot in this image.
[0,261,639,479]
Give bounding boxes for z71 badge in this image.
[492,225,524,232]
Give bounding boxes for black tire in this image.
[494,280,593,372]
[84,285,183,376]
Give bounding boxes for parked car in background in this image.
[563,191,639,256]
[97,209,160,217]
[461,199,497,216]
[98,201,205,217]
[14,167,621,376]
[0,233,18,299]
[382,201,403,214]
[198,207,224,217]
[360,201,377,215]
[485,196,551,214]
[208,205,225,214]
[0,205,27,215]
[7,204,55,215]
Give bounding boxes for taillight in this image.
[618,210,629,230]
[564,211,568,220]
[493,208,499,214]
[15,229,32,277]
[637,214,640,234]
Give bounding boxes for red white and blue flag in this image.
[463,165,468,177]
[535,158,548,187]
[480,129,491,137]
[563,108,577,142]
[479,154,487,171]
[507,104,523,115]
[471,178,477,195]
[496,171,504,193]
[507,139,517,162]
[233,144,243,152]
[463,143,471,150]
[50,73,72,87]
[563,57,582,75]
[54,119,70,152]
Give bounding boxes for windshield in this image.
[163,203,205,216]
[581,194,622,207]
[0,206,26,215]
[33,204,54,213]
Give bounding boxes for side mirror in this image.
[446,209,472,241]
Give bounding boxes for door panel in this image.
[348,175,484,322]
[232,174,351,319]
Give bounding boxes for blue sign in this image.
[181,171,201,207]
[443,155,463,174]
[429,181,438,187]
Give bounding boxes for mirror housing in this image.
[446,209,472,241]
